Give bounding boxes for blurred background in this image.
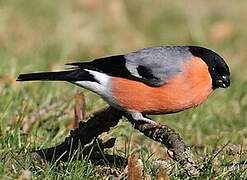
[0,0,246,178]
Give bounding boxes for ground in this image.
[0,0,246,179]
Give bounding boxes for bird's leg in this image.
[129,112,158,125]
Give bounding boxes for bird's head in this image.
[189,46,230,89]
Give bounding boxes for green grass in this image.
[0,0,246,179]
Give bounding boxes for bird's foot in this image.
[129,112,158,126]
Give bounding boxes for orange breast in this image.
[111,57,213,114]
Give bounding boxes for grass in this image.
[0,0,246,179]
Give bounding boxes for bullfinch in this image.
[17,46,230,124]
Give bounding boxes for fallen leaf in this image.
[69,92,85,129]
[127,154,143,180]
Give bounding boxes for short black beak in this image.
[217,75,230,88]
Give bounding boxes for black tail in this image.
[17,69,96,82]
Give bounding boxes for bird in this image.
[17,46,230,124]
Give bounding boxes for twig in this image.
[34,106,199,176]
[124,114,200,177]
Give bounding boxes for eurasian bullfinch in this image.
[17,46,230,124]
